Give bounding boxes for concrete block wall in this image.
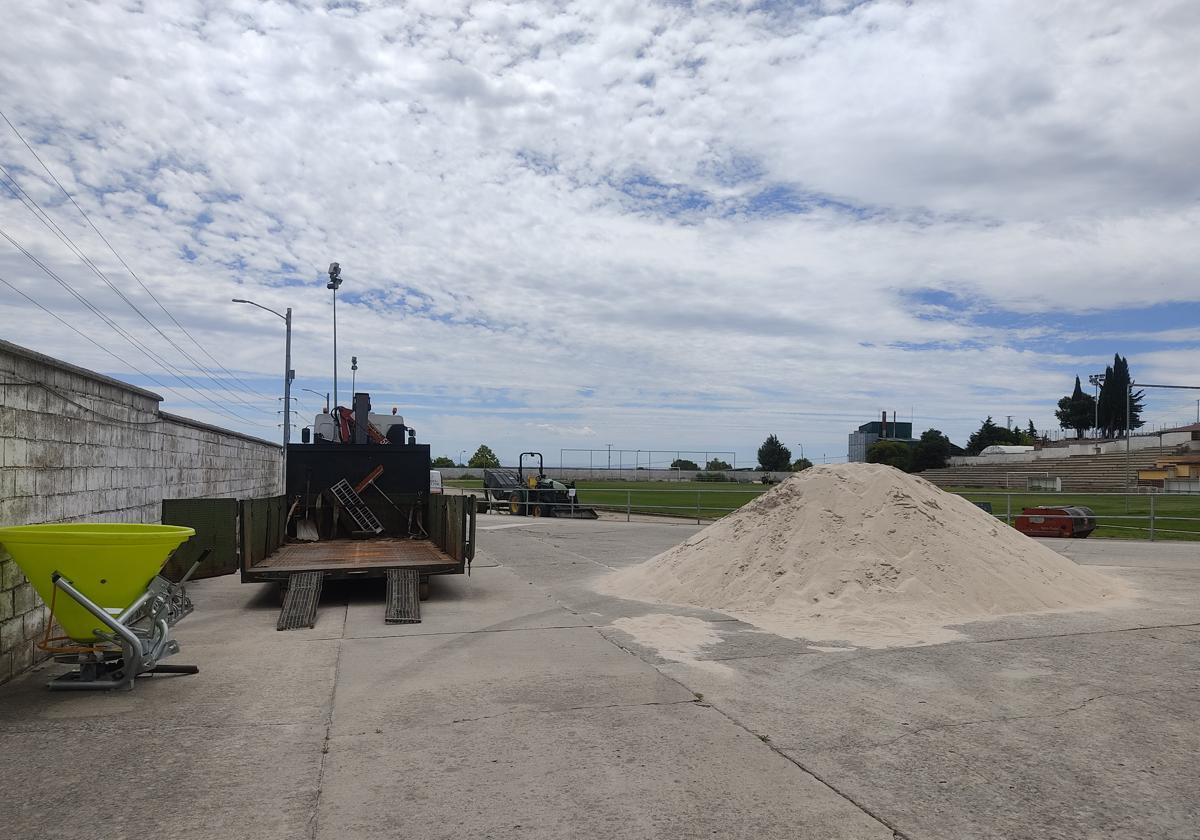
[0,339,281,684]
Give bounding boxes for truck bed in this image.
[246,538,461,581]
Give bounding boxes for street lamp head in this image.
[327,262,342,290]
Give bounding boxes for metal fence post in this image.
[1149,493,1156,541]
[626,490,631,523]
[1005,494,1011,525]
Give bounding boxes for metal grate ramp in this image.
[330,479,384,535]
[385,568,421,624]
[277,571,324,630]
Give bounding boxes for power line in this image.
[0,165,272,417]
[0,106,271,403]
[0,227,263,427]
[0,273,269,431]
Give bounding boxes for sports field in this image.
[445,478,766,519]
[446,477,1200,540]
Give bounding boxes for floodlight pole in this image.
[327,263,343,409]
[1089,374,1105,439]
[332,287,338,408]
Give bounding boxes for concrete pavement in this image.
[0,517,1196,839]
[488,519,1200,840]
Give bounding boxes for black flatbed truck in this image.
[240,406,475,626]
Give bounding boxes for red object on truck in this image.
[1013,506,1097,539]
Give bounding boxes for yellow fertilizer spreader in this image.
[0,524,204,691]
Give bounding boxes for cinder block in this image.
[12,582,38,614]
[3,438,28,467]
[22,606,46,640]
[1,615,24,651]
[59,493,93,521]
[0,650,12,684]
[1,384,27,411]
[0,493,32,524]
[0,590,13,622]
[1,556,23,589]
[11,468,35,498]
[28,494,62,524]
[35,468,65,496]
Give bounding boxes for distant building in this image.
[848,415,918,463]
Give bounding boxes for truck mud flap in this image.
[385,567,421,624]
[277,571,323,630]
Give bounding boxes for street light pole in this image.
[232,299,293,487]
[351,356,358,395]
[300,388,329,413]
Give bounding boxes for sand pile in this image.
[600,463,1128,647]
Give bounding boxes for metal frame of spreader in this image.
[46,551,207,691]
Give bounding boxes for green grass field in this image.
[445,478,767,520]
[944,488,1200,542]
[446,477,1200,540]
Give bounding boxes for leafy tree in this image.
[964,416,1031,455]
[910,429,952,472]
[670,458,700,470]
[1055,376,1096,439]
[467,445,500,468]
[1097,354,1145,438]
[791,457,813,472]
[867,440,912,471]
[756,435,792,471]
[431,455,455,468]
[705,458,732,471]
[1026,419,1038,440]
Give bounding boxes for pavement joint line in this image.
[595,625,909,839]
[820,685,1200,753]
[307,601,348,840]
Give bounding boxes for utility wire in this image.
[0,107,271,404]
[0,166,272,417]
[0,273,269,430]
[0,227,263,427]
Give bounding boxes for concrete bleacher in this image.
[919,448,1176,492]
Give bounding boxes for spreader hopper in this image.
[0,524,202,691]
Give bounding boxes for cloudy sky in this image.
[2,0,1199,467]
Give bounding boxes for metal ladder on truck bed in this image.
[330,479,385,535]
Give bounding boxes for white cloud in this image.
[1,0,1198,463]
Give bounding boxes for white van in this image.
[429,470,443,494]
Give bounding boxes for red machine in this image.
[1013,506,1097,539]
